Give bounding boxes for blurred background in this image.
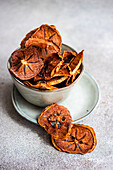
[1,0,113,79]
[0,0,113,169]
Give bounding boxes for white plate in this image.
[11,72,99,124]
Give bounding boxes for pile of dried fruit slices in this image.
[9,24,84,90]
[38,104,97,154]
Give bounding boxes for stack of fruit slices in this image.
[38,104,97,154]
[9,24,84,90]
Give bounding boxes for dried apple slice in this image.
[9,46,44,80]
[51,124,97,154]
[38,104,73,139]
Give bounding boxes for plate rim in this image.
[11,88,37,124]
[11,71,100,124]
[73,72,100,123]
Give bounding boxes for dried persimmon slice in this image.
[9,46,44,80]
[20,28,38,48]
[46,76,68,86]
[65,69,80,86]
[38,104,73,139]
[53,63,71,77]
[44,53,63,80]
[24,81,58,90]
[68,50,84,75]
[63,51,77,64]
[34,67,45,81]
[25,38,60,52]
[30,24,62,48]
[36,46,57,60]
[51,124,97,154]
[71,69,80,83]
[21,24,62,59]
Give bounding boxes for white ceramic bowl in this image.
[8,44,84,107]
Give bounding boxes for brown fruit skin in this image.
[38,104,73,139]
[51,124,97,154]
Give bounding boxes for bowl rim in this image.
[7,43,84,93]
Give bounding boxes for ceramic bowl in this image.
[7,44,84,107]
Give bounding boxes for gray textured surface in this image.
[0,0,113,169]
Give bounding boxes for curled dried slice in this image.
[34,75,44,82]
[31,24,62,48]
[53,63,71,77]
[46,76,68,86]
[24,81,58,90]
[25,38,60,52]
[9,46,44,80]
[63,51,77,64]
[68,50,84,75]
[44,53,63,80]
[38,104,72,139]
[65,69,80,86]
[72,69,80,83]
[51,124,97,154]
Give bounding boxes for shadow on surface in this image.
[1,82,51,146]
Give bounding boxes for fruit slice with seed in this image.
[38,104,72,139]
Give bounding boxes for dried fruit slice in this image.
[51,124,97,154]
[38,104,73,139]
[65,69,80,86]
[63,51,77,64]
[9,46,44,80]
[44,53,63,80]
[31,24,62,48]
[25,38,60,52]
[53,63,71,77]
[37,47,57,60]
[20,24,62,59]
[46,76,68,86]
[24,81,58,90]
[68,50,84,75]
[72,69,80,83]
[20,28,38,48]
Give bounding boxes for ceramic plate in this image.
[11,72,99,124]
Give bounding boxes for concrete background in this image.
[0,0,113,169]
